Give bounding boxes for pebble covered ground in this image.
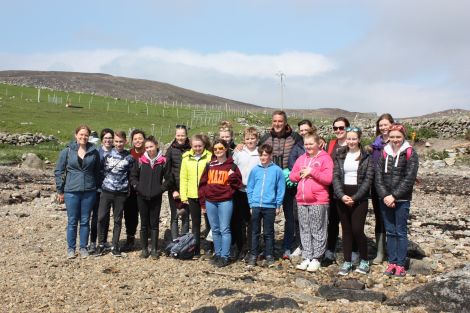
[0,165,469,312]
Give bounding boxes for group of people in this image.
[54,110,419,277]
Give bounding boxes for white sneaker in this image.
[307,259,321,272]
[324,250,336,261]
[296,259,310,271]
[291,247,302,257]
[351,251,360,265]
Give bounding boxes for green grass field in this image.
[0,83,277,164]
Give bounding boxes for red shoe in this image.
[384,263,396,276]
[394,265,406,277]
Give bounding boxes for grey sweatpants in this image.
[298,204,329,260]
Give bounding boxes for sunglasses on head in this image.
[333,126,345,131]
[176,124,187,129]
[345,127,361,132]
[213,146,226,151]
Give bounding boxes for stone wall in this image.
[0,133,57,146]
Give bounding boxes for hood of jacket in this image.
[383,140,412,172]
[140,150,165,168]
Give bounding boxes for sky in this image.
[0,0,469,117]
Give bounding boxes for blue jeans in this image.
[251,207,276,257]
[206,200,233,258]
[380,200,410,266]
[65,191,96,250]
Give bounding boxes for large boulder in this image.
[385,263,470,312]
[21,153,44,170]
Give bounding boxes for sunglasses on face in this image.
[213,146,226,151]
[333,126,345,131]
[103,137,113,140]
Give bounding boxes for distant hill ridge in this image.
[0,70,467,120]
[0,70,262,111]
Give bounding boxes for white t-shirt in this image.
[344,151,360,185]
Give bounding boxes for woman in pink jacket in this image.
[289,132,333,272]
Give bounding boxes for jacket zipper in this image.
[259,166,266,208]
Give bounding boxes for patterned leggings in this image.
[298,204,329,260]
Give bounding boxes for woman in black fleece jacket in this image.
[165,125,191,240]
[332,127,374,276]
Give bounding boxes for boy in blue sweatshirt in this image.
[96,131,135,256]
[246,144,285,267]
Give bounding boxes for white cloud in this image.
[0,48,334,79]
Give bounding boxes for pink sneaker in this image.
[394,265,406,277]
[384,263,396,276]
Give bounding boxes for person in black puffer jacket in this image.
[165,125,191,240]
[332,127,374,276]
[375,123,419,278]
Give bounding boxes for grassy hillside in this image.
[0,83,273,163]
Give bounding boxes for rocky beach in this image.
[0,150,469,312]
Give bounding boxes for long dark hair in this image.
[376,113,394,136]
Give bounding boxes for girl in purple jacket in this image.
[370,113,394,264]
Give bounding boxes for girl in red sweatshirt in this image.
[199,139,243,268]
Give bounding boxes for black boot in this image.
[140,230,149,259]
[151,230,159,259]
[122,236,135,252]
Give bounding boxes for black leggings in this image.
[371,185,385,234]
[231,190,252,251]
[138,195,162,232]
[336,185,368,262]
[188,198,201,254]
[124,192,139,238]
[327,197,340,252]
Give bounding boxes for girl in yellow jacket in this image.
[180,134,212,256]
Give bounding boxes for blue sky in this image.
[1,0,469,117]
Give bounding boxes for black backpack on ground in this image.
[165,233,197,259]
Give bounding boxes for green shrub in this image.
[427,149,449,160]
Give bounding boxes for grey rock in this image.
[290,292,323,303]
[31,190,41,198]
[408,240,427,258]
[407,259,434,276]
[209,288,242,297]
[14,213,29,218]
[221,294,300,313]
[21,153,44,170]
[295,277,318,288]
[192,306,218,313]
[318,285,386,302]
[444,157,456,166]
[333,279,365,290]
[385,263,470,312]
[432,160,446,169]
